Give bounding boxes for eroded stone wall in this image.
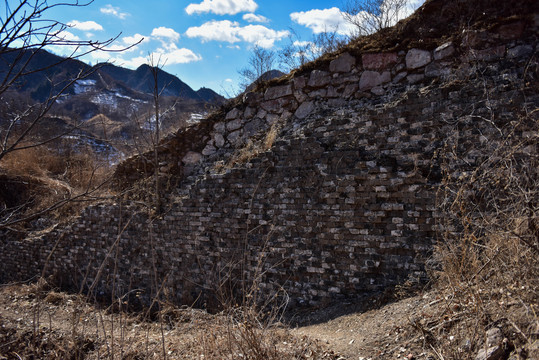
[1,13,537,308]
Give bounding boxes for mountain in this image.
[245,69,286,91]
[0,47,226,169]
[98,63,224,102]
[196,87,226,103]
[0,48,224,104]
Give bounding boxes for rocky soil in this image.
[2,282,536,359]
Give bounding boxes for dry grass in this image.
[425,107,539,358]
[0,141,113,229]
[0,281,337,360]
[213,121,282,173]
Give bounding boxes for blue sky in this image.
[13,0,423,95]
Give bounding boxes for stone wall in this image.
[1,8,537,308]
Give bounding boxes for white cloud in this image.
[48,31,81,57]
[68,20,103,32]
[238,24,288,48]
[100,43,202,69]
[242,13,269,23]
[293,40,313,47]
[186,20,241,43]
[186,20,288,48]
[151,27,181,42]
[54,30,80,41]
[293,1,425,36]
[400,0,425,19]
[185,0,257,15]
[88,49,115,62]
[122,33,149,47]
[98,50,202,70]
[109,56,148,69]
[155,46,203,65]
[290,7,353,35]
[100,5,129,19]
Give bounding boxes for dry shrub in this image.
[1,142,109,191]
[216,121,282,172]
[430,109,539,358]
[185,230,338,360]
[0,141,112,229]
[1,145,47,177]
[196,308,335,360]
[0,280,336,360]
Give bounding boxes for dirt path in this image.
[1,282,456,359]
[292,293,444,359]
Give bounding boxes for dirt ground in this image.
[293,293,440,360]
[0,282,454,359]
[1,282,536,359]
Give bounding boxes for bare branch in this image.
[342,0,419,36]
[0,0,136,228]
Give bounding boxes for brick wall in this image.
[1,15,537,309]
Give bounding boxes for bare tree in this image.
[0,0,135,228]
[279,28,348,72]
[238,45,276,90]
[342,0,420,36]
[148,55,165,214]
[0,0,130,162]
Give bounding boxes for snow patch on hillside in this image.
[74,79,97,94]
[188,112,205,124]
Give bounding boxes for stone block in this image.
[202,144,216,156]
[213,133,225,148]
[264,84,293,100]
[362,52,398,70]
[433,42,455,60]
[475,346,504,360]
[182,151,202,165]
[226,118,243,131]
[244,106,256,119]
[309,89,327,98]
[425,62,451,78]
[507,45,533,59]
[308,70,331,88]
[225,108,241,120]
[260,98,293,113]
[293,76,306,90]
[359,71,391,91]
[244,118,265,137]
[326,86,339,98]
[242,91,262,105]
[406,49,432,69]
[213,122,225,132]
[294,101,315,119]
[407,73,424,83]
[227,130,242,145]
[393,72,407,83]
[496,21,525,40]
[371,86,385,96]
[342,83,358,98]
[466,46,505,62]
[330,52,356,73]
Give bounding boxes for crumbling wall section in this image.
[1,13,537,308]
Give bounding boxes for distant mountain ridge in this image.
[0,48,224,103]
[98,63,210,100]
[0,47,225,159]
